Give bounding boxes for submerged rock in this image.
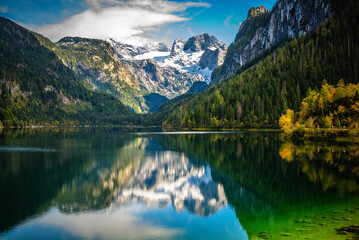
[280,233,293,236]
[258,231,271,239]
[295,218,311,223]
[336,225,359,236]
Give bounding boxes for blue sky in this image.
[0,0,276,46]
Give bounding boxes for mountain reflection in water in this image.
[114,151,227,216]
[0,129,358,240]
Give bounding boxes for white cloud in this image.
[225,15,243,30]
[35,207,183,239]
[0,6,8,13]
[32,7,185,42]
[224,15,232,29]
[187,27,195,36]
[85,0,210,12]
[30,0,210,44]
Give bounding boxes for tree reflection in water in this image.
[1,129,359,240]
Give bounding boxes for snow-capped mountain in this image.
[160,34,227,83]
[164,34,227,70]
[108,39,171,60]
[124,59,203,99]
[108,34,227,98]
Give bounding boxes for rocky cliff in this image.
[211,0,333,85]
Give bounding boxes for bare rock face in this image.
[183,34,220,52]
[247,5,268,18]
[199,44,227,71]
[170,39,187,57]
[211,0,333,85]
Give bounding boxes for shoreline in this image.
[1,125,357,142]
[281,127,359,143]
[0,125,162,129]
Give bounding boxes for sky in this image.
[0,0,276,46]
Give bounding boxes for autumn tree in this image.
[279,109,295,133]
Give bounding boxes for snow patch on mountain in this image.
[156,34,227,83]
[108,38,171,60]
[108,34,227,97]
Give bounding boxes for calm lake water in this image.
[0,128,358,240]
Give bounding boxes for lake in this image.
[0,128,358,240]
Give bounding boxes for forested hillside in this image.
[279,81,359,137]
[0,17,135,127]
[161,1,358,129]
[35,35,150,113]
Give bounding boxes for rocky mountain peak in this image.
[57,37,101,46]
[168,34,226,64]
[164,34,228,82]
[247,5,268,19]
[170,38,186,56]
[155,42,171,52]
[199,43,227,70]
[183,33,220,52]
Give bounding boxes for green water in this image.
[0,128,358,240]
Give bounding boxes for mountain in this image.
[110,34,227,98]
[108,39,170,60]
[211,0,333,84]
[187,81,209,94]
[35,36,151,113]
[0,20,226,116]
[162,34,227,83]
[143,93,169,112]
[160,0,358,129]
[0,17,134,127]
[121,58,203,99]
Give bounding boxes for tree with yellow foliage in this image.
[279,80,359,137]
[279,109,295,133]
